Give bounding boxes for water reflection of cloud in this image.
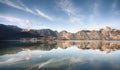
[0,48,32,64]
[0,58,22,64]
[0,41,120,70]
[26,58,68,70]
[69,57,82,63]
[38,59,54,69]
[1,41,120,56]
[37,58,69,69]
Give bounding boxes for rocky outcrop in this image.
[59,26,120,40]
[58,30,73,40]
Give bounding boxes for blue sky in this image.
[0,0,120,32]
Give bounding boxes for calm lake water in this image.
[0,40,120,70]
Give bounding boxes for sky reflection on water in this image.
[0,41,120,70]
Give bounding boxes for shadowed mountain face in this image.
[0,24,22,40]
[0,24,41,40]
[0,24,120,40]
[0,24,57,40]
[33,29,57,37]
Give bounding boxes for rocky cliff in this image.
[58,26,120,40]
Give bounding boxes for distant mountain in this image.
[17,30,40,38]
[58,30,72,40]
[0,24,22,40]
[0,24,120,40]
[31,29,57,37]
[59,26,120,40]
[0,24,57,40]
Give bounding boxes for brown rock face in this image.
[58,26,120,40]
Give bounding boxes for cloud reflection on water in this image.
[0,48,32,64]
[0,41,120,70]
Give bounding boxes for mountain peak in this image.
[101,26,112,31]
[60,30,68,33]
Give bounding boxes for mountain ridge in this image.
[0,24,120,40]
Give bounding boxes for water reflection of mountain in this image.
[58,41,120,53]
[0,41,120,55]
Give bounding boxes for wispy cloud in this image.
[111,0,120,15]
[0,15,32,29]
[0,0,54,21]
[35,8,54,21]
[112,0,117,12]
[38,58,67,69]
[69,17,82,23]
[86,1,101,27]
[58,0,83,24]
[57,0,116,32]
[0,0,34,14]
[0,50,32,64]
[58,0,77,16]
[17,0,35,14]
[93,2,100,16]
[32,23,50,29]
[0,15,49,29]
[38,59,54,69]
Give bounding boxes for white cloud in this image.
[0,0,34,14]
[38,59,54,69]
[93,2,100,16]
[58,0,77,16]
[0,0,54,21]
[83,21,117,31]
[32,23,50,29]
[0,15,32,29]
[69,17,82,23]
[86,1,101,23]
[0,0,23,10]
[0,15,22,22]
[35,8,54,21]
[58,0,83,24]
[17,0,35,14]
[0,15,49,29]
[112,0,117,12]
[111,0,120,15]
[57,0,119,32]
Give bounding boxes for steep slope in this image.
[32,29,57,37]
[0,24,41,40]
[0,24,22,40]
[0,24,58,40]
